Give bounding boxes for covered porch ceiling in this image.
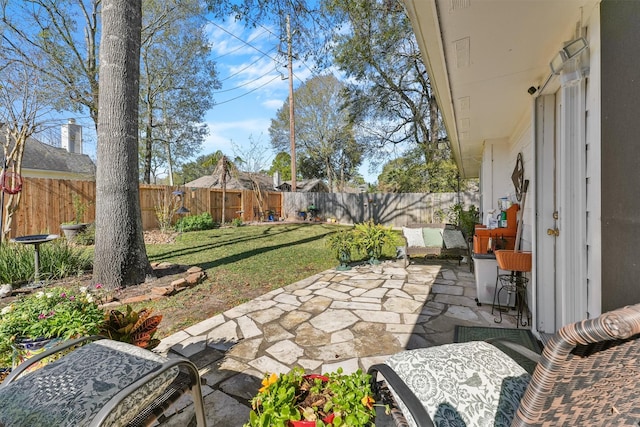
[403,0,598,178]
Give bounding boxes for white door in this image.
[535,77,589,333]
[535,93,558,334]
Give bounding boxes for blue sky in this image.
[202,16,381,183]
[38,14,382,183]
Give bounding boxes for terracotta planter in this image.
[495,250,532,272]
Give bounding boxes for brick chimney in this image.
[61,118,83,154]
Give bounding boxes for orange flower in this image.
[361,395,375,409]
[258,373,278,393]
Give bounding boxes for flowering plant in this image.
[0,287,105,363]
[245,367,377,427]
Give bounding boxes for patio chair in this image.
[368,303,640,427]
[0,336,206,427]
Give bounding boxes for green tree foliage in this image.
[1,0,217,185]
[377,146,460,193]
[326,0,445,165]
[269,74,365,191]
[180,153,220,183]
[0,0,102,129]
[269,152,292,181]
[139,0,220,184]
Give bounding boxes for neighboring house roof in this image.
[18,137,96,180]
[277,179,329,193]
[186,171,276,192]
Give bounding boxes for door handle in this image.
[547,228,559,236]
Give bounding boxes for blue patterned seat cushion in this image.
[385,341,531,427]
[0,339,179,427]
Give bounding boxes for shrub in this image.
[73,223,95,246]
[174,212,218,232]
[231,217,243,227]
[0,240,92,285]
[353,219,398,263]
[0,287,105,365]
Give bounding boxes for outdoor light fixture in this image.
[549,37,588,75]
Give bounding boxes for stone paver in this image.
[156,259,525,426]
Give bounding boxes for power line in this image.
[207,19,283,65]
[218,47,278,83]
[211,28,269,61]
[212,74,282,106]
[213,66,279,93]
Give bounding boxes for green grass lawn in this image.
[139,223,400,337]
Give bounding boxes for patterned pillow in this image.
[0,339,179,427]
[402,227,425,247]
[443,229,468,249]
[384,341,531,427]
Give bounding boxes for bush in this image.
[0,240,91,285]
[174,212,218,232]
[231,217,243,227]
[353,219,398,263]
[73,223,95,246]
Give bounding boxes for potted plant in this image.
[60,193,91,241]
[0,286,105,368]
[246,367,377,427]
[353,219,398,265]
[326,230,356,271]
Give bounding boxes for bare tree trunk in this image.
[94,0,153,289]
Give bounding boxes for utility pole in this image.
[287,15,296,192]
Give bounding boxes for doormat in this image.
[454,326,542,374]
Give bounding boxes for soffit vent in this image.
[450,0,470,11]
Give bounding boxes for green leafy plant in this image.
[0,287,105,365]
[353,219,398,264]
[0,239,93,286]
[73,222,95,246]
[175,212,217,232]
[246,367,377,427]
[232,217,244,227]
[326,230,356,270]
[63,192,90,225]
[449,203,480,240]
[100,305,163,350]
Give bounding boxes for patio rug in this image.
[454,326,542,374]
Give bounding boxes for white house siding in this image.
[585,7,602,320]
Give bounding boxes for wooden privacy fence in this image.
[4,178,284,239]
[282,191,479,227]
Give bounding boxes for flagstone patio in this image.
[153,258,520,426]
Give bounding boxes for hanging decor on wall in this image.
[512,153,525,201]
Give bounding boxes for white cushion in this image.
[402,227,425,247]
[385,341,530,427]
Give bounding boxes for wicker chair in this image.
[0,336,206,427]
[369,303,640,427]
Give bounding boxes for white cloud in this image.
[262,99,284,110]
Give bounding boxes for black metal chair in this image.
[0,336,206,426]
